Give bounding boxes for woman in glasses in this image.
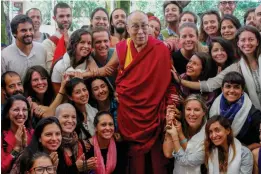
[22,152,56,174]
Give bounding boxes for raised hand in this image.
[87,157,97,170]
[166,123,179,138]
[171,65,181,84]
[22,126,28,148]
[75,154,86,172]
[14,126,23,152]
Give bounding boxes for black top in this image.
[237,105,261,146]
[172,49,189,75]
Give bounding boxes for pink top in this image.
[1,128,34,174]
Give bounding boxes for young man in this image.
[255,4,261,33]
[110,8,128,41]
[160,1,182,40]
[42,2,72,70]
[1,14,47,78]
[26,8,50,42]
[218,0,237,18]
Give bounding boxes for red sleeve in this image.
[1,146,13,173]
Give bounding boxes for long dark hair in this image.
[86,77,114,109]
[205,115,235,173]
[209,37,236,77]
[65,78,92,139]
[199,10,221,43]
[67,29,92,68]
[187,52,212,81]
[235,25,261,62]
[109,8,127,36]
[23,65,55,106]
[1,94,32,131]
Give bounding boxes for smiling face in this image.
[211,42,228,66]
[3,74,24,98]
[148,20,161,39]
[185,100,205,130]
[186,55,202,80]
[237,30,259,56]
[91,79,109,102]
[15,22,34,45]
[93,31,110,58]
[179,27,198,51]
[9,100,28,127]
[111,9,127,31]
[209,121,230,148]
[70,82,89,105]
[27,9,42,31]
[40,123,62,152]
[75,34,92,60]
[31,71,48,95]
[203,14,219,36]
[127,12,149,47]
[246,11,256,27]
[91,10,109,29]
[27,156,55,174]
[164,3,180,23]
[95,114,114,140]
[222,82,243,104]
[221,19,237,40]
[58,107,77,134]
[218,1,236,16]
[179,13,195,27]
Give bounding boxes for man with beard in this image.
[244,8,257,27]
[255,4,261,33]
[42,2,72,71]
[218,0,237,18]
[26,8,50,43]
[1,14,47,79]
[110,8,128,41]
[160,1,182,40]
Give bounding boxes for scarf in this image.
[240,56,261,110]
[209,93,252,136]
[208,138,241,174]
[93,135,117,174]
[62,131,83,166]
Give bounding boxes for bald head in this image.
[55,103,76,117]
[127,10,148,26]
[255,4,261,31]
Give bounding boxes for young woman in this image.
[87,77,118,131]
[90,7,119,47]
[220,14,241,58]
[209,37,235,76]
[179,52,215,106]
[163,94,207,174]
[199,10,221,46]
[148,16,161,39]
[205,115,253,174]
[21,152,56,174]
[10,117,62,174]
[23,65,68,120]
[172,25,261,110]
[51,29,94,93]
[172,22,208,74]
[65,78,98,140]
[209,72,261,149]
[1,95,34,174]
[86,111,117,174]
[56,103,96,173]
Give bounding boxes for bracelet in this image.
[58,92,64,96]
[180,138,188,145]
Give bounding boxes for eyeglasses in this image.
[29,166,56,174]
[131,24,149,33]
[220,1,235,6]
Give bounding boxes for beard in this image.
[6,90,24,98]
[115,27,126,34]
[57,22,71,30]
[20,35,33,45]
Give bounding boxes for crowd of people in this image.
[1,0,261,173]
